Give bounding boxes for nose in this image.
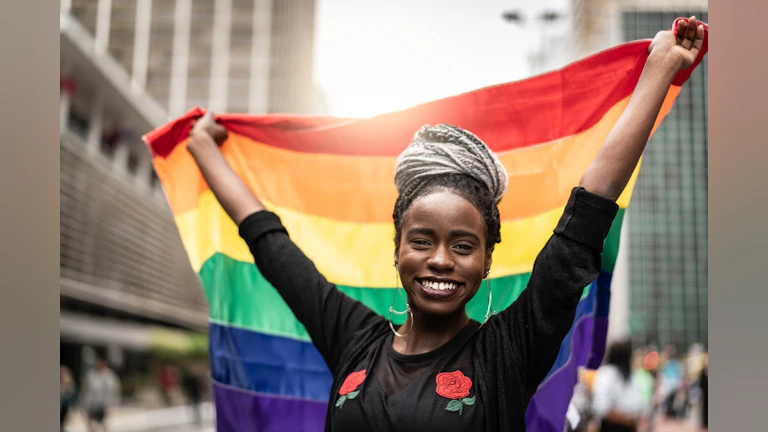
[426,244,455,272]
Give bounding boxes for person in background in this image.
[60,365,78,432]
[698,353,708,430]
[591,340,651,432]
[159,363,178,406]
[684,343,705,416]
[566,368,596,432]
[182,362,203,425]
[632,348,655,409]
[81,357,120,432]
[659,345,686,418]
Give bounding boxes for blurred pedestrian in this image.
[81,357,120,432]
[631,348,654,405]
[698,353,708,429]
[159,363,178,406]
[60,365,77,432]
[566,368,596,432]
[659,345,686,418]
[182,363,203,425]
[591,340,651,432]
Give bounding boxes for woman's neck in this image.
[391,309,470,356]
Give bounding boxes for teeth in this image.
[421,280,457,291]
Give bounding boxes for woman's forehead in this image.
[403,190,485,231]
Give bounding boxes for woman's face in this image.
[395,190,492,318]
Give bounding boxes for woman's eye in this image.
[412,239,430,246]
[454,244,473,251]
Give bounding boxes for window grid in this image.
[623,9,708,350]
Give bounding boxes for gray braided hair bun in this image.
[394,124,509,204]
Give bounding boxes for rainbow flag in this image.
[145,25,707,432]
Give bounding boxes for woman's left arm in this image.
[495,17,705,394]
[580,16,704,201]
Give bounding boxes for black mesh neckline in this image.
[386,320,480,364]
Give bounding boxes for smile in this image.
[416,278,463,299]
[419,280,458,291]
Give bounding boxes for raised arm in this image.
[580,16,705,201]
[185,113,382,372]
[187,112,265,224]
[494,18,705,393]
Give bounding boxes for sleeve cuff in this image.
[553,187,619,252]
[238,211,288,245]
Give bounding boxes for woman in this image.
[186,17,704,432]
[591,341,652,432]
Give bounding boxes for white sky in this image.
[313,0,542,118]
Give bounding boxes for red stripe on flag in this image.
[146,22,707,159]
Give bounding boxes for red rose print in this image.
[436,370,472,399]
[339,369,367,395]
[335,369,367,409]
[436,371,476,416]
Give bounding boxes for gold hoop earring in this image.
[482,270,494,325]
[389,263,413,337]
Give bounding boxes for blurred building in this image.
[581,0,708,351]
[59,0,316,397]
[619,3,708,352]
[503,0,708,351]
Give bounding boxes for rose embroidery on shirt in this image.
[335,369,366,409]
[436,370,476,415]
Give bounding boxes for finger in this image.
[676,19,687,44]
[681,18,695,49]
[686,16,698,40]
[690,24,705,58]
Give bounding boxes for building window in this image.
[623,9,708,349]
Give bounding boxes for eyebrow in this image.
[406,227,436,237]
[449,230,481,242]
[406,227,480,242]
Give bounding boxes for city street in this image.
[64,402,215,432]
[63,401,704,432]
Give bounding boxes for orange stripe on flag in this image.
[154,87,678,222]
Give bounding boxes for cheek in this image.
[397,248,424,273]
[459,254,486,277]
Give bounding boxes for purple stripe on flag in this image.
[587,316,609,370]
[586,272,613,369]
[213,382,328,432]
[525,314,596,432]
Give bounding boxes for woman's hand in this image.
[649,16,705,71]
[579,17,706,200]
[190,112,228,146]
[186,111,266,223]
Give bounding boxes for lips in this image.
[416,278,463,299]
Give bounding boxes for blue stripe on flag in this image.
[209,322,333,401]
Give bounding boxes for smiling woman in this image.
[180,16,706,432]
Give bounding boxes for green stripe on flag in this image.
[200,210,623,340]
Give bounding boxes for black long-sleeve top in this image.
[238,187,619,431]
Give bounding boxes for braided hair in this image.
[393,124,508,250]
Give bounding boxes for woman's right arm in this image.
[186,113,383,370]
[187,113,265,224]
